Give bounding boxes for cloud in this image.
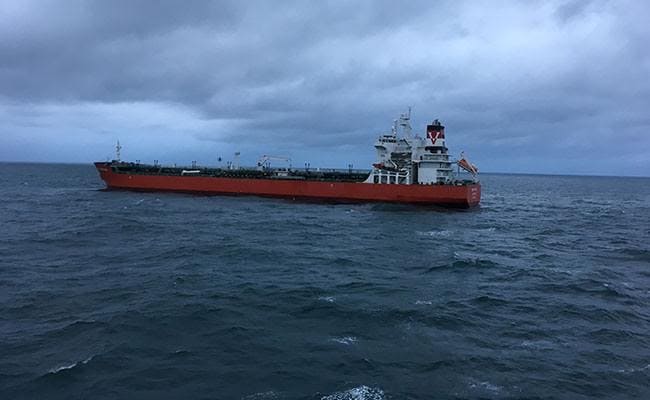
[1,0,649,175]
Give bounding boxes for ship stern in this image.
[466,183,481,207]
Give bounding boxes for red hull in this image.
[94,162,481,208]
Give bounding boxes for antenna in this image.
[234,151,241,170]
[116,140,122,161]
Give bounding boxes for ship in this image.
[95,110,481,208]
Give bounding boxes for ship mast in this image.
[398,107,412,139]
[115,140,122,162]
[234,152,240,170]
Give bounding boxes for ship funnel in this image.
[426,120,445,146]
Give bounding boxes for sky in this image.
[1,0,649,176]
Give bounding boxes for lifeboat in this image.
[457,153,479,176]
[372,162,400,172]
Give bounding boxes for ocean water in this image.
[1,163,649,400]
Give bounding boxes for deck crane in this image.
[257,155,292,171]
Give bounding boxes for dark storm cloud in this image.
[1,0,649,174]
[1,0,429,104]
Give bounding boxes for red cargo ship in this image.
[95,111,481,208]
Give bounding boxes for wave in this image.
[416,227,496,238]
[470,295,509,307]
[416,229,451,237]
[616,364,650,374]
[242,391,280,399]
[619,248,650,262]
[47,355,94,374]
[330,336,357,345]
[467,379,502,394]
[41,319,106,340]
[426,257,500,272]
[518,339,558,350]
[321,386,384,400]
[535,280,634,300]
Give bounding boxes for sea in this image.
[1,163,649,400]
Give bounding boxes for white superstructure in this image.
[365,110,476,185]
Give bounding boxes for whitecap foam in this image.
[617,363,650,373]
[49,363,77,374]
[519,339,555,350]
[48,356,93,374]
[321,385,384,400]
[415,300,432,305]
[416,230,451,237]
[468,379,501,394]
[453,251,480,261]
[331,336,357,345]
[243,390,280,399]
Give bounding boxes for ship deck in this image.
[111,162,371,183]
